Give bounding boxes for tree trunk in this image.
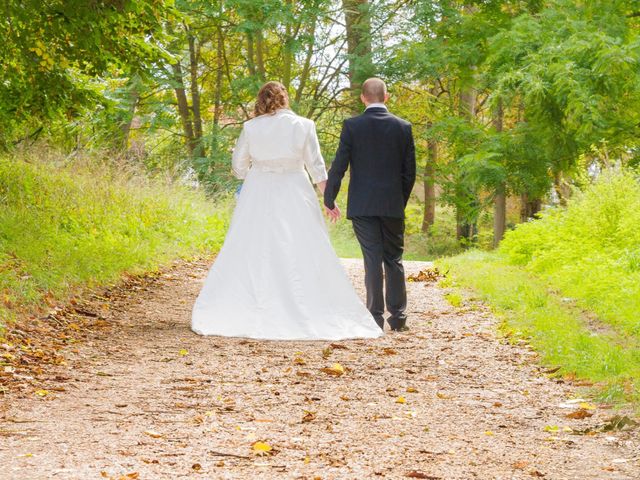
[295,20,316,104]
[456,82,477,242]
[188,33,204,158]
[282,0,294,90]
[422,122,437,233]
[246,32,256,77]
[553,170,571,206]
[255,31,266,80]
[171,61,195,155]
[120,84,139,150]
[520,193,542,222]
[342,0,373,107]
[493,98,506,248]
[213,25,224,127]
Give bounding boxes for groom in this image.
[324,78,416,331]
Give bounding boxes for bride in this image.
[191,81,382,340]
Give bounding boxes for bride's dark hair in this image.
[254,81,290,116]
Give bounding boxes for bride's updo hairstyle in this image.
[254,81,290,117]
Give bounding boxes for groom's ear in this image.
[384,92,390,103]
[360,93,367,105]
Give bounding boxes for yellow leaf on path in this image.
[35,389,49,397]
[294,356,306,365]
[579,402,597,410]
[144,430,164,438]
[320,363,345,376]
[485,430,494,436]
[252,441,273,456]
[406,386,418,393]
[179,349,189,356]
[395,396,406,404]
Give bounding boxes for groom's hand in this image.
[324,205,341,223]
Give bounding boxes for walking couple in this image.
[192,78,416,340]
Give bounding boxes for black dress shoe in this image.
[390,325,410,332]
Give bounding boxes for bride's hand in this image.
[324,205,341,223]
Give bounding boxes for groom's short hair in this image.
[362,78,387,103]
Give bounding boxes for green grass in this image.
[438,251,640,404]
[0,151,231,329]
[500,169,640,338]
[437,169,640,405]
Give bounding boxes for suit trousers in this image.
[351,216,407,330]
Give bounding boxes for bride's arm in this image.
[231,126,251,179]
[316,180,327,194]
[302,121,329,185]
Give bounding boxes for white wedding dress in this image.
[191,108,382,340]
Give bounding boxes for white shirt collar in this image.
[365,103,388,111]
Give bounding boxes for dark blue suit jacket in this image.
[324,106,416,219]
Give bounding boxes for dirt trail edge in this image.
[1,259,638,479]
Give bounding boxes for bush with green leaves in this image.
[0,151,230,328]
[500,168,640,336]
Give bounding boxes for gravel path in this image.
[1,258,638,479]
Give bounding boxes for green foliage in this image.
[500,168,640,336]
[0,0,174,147]
[440,169,640,404]
[0,151,230,328]
[439,250,640,405]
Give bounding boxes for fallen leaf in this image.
[566,409,593,420]
[144,430,164,439]
[382,347,397,355]
[293,356,306,365]
[407,268,442,283]
[405,471,440,479]
[179,349,189,356]
[252,441,273,456]
[320,363,345,376]
[406,386,418,393]
[395,396,406,404]
[302,410,316,423]
[35,389,48,397]
[192,463,202,471]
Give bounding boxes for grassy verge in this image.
[0,151,231,329]
[438,251,640,405]
[437,170,640,406]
